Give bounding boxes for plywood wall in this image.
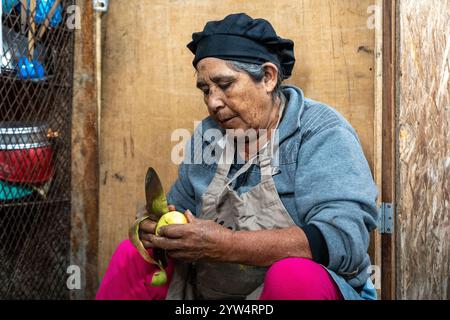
[397,0,450,300]
[99,0,377,277]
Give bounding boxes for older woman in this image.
[96,13,378,300]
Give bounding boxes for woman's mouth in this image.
[219,116,238,125]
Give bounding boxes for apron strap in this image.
[223,154,258,189]
[222,140,274,190]
[259,95,286,180]
[215,135,235,177]
[259,154,273,179]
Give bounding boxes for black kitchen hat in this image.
[187,13,295,79]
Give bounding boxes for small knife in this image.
[129,167,169,267]
[145,168,170,267]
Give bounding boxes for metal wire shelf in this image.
[0,197,70,208]
[0,68,71,88]
[1,0,75,299]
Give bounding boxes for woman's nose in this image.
[206,87,225,112]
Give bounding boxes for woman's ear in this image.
[262,62,279,94]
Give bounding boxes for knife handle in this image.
[153,248,169,268]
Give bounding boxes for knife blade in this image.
[145,167,169,268]
[145,167,170,220]
[128,167,169,266]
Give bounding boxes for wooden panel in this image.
[371,0,384,299]
[99,0,377,277]
[397,0,450,299]
[381,0,397,300]
[71,0,99,299]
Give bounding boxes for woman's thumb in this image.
[184,209,196,223]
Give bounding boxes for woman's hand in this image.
[151,210,234,263]
[138,204,176,249]
[141,207,312,266]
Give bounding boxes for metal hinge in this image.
[378,202,394,234]
[93,0,109,12]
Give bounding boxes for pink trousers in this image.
[96,240,343,300]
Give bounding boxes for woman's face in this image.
[196,58,276,132]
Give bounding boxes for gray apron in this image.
[166,115,297,300]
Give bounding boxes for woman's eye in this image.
[200,82,231,96]
[219,83,232,91]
